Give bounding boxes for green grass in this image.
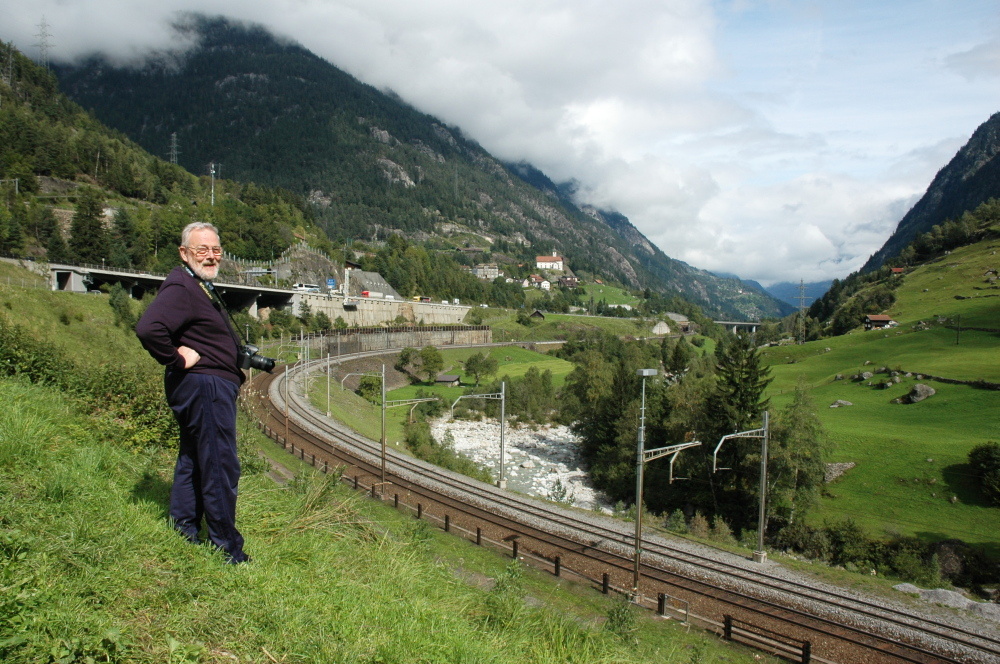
[889,240,1000,329]
[0,274,152,368]
[761,237,1000,551]
[0,374,775,664]
[489,311,653,342]
[579,283,642,306]
[0,259,48,287]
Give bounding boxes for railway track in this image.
[249,349,1000,664]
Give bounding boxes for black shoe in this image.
[176,529,201,545]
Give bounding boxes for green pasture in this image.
[889,240,1000,329]
[0,260,48,285]
[579,283,642,306]
[764,327,999,389]
[770,371,1000,552]
[0,276,153,367]
[762,239,1000,551]
[489,311,653,342]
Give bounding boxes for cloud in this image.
[4,0,998,287]
[945,37,1000,81]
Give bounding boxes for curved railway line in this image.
[249,347,1000,664]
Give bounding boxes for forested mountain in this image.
[0,40,329,274]
[50,14,789,320]
[863,111,1000,271]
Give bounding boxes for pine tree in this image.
[704,333,772,529]
[69,187,108,264]
[46,225,70,263]
[709,333,771,435]
[769,380,830,527]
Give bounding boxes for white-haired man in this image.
[136,222,250,563]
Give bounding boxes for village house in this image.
[472,263,500,281]
[522,275,550,290]
[558,275,579,288]
[535,254,564,271]
[865,314,896,330]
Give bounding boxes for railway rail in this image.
[249,348,1000,664]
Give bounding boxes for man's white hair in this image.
[181,222,220,247]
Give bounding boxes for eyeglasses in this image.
[187,245,223,257]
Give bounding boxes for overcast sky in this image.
[3,1,999,285]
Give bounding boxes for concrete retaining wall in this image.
[307,326,492,357]
[285,292,470,327]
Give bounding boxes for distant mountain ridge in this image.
[764,280,833,309]
[863,111,1000,271]
[51,14,790,320]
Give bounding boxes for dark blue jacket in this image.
[136,266,245,386]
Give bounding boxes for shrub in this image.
[710,516,736,544]
[688,512,710,538]
[826,519,871,567]
[108,283,136,329]
[664,509,687,533]
[0,314,65,387]
[604,594,638,646]
[773,521,831,561]
[482,562,524,630]
[403,421,491,483]
[968,441,1000,506]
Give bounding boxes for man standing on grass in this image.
[136,222,250,564]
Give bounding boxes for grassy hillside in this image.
[488,311,655,342]
[762,236,1000,554]
[0,266,770,663]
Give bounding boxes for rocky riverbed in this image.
[428,417,612,512]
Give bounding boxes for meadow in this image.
[762,237,1000,554]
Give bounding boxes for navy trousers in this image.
[165,372,247,562]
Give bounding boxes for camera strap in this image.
[182,264,246,347]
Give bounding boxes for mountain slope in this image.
[862,111,1000,271]
[52,15,789,319]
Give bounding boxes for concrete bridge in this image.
[46,262,470,326]
[715,320,760,334]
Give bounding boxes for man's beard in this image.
[189,260,219,281]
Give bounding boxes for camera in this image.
[237,344,276,372]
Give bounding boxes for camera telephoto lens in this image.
[250,354,276,372]
[238,345,276,373]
